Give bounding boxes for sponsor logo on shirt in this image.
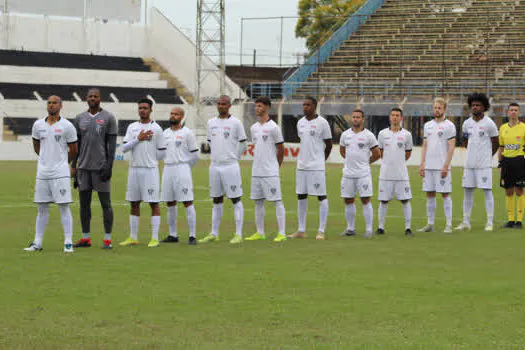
[96,119,105,125]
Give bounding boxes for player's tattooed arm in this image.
[491,137,499,156]
[68,142,78,163]
[370,146,381,163]
[32,139,40,156]
[339,144,346,159]
[276,143,284,167]
[324,139,333,161]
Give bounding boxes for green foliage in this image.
[296,0,367,52]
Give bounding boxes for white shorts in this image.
[423,169,452,193]
[462,168,493,189]
[378,180,412,201]
[209,163,243,199]
[341,176,373,198]
[296,170,327,196]
[161,163,194,203]
[251,176,282,201]
[126,167,160,203]
[34,177,72,204]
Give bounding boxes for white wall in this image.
[0,66,167,88]
[0,10,244,99]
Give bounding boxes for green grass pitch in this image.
[1,160,525,349]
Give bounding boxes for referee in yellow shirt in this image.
[498,102,525,228]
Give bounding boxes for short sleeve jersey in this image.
[207,115,247,165]
[423,119,457,170]
[31,116,77,180]
[499,122,525,158]
[74,109,118,170]
[250,119,284,177]
[123,121,166,168]
[163,126,199,165]
[339,128,378,178]
[296,115,332,171]
[378,128,413,181]
[462,116,499,168]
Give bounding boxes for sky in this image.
[148,0,307,67]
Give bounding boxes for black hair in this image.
[352,109,365,117]
[467,92,490,111]
[304,96,318,107]
[508,102,520,109]
[391,107,403,116]
[255,96,271,107]
[137,97,153,107]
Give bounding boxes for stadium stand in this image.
[291,0,525,101]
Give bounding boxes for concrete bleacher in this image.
[293,0,525,101]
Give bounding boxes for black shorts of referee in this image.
[500,156,525,189]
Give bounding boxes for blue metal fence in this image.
[282,0,386,98]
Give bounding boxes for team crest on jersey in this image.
[358,143,365,149]
[60,189,66,196]
[270,188,277,194]
[224,131,230,139]
[397,142,404,148]
[479,131,485,137]
[148,188,154,195]
[55,135,62,142]
[230,185,237,191]
[310,130,315,136]
[262,135,268,141]
[175,141,182,147]
[438,131,443,137]
[182,188,188,194]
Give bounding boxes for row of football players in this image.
[24,90,512,252]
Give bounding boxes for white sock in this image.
[275,200,286,235]
[363,202,373,233]
[298,198,308,232]
[254,199,265,235]
[402,201,412,230]
[463,188,475,224]
[167,206,178,237]
[318,199,328,233]
[130,215,140,240]
[58,204,73,244]
[211,203,223,237]
[443,196,453,226]
[34,203,49,247]
[234,201,244,237]
[484,190,494,225]
[185,205,197,238]
[378,202,388,230]
[427,197,437,225]
[151,215,160,240]
[345,203,356,231]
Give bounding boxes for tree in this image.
[295,0,366,52]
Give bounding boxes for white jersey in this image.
[424,119,457,170]
[207,115,247,165]
[163,126,198,165]
[378,128,413,181]
[123,121,166,168]
[462,116,498,169]
[251,119,284,177]
[339,128,378,178]
[297,115,332,171]
[31,116,77,180]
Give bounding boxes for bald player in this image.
[25,96,78,252]
[160,107,199,245]
[71,88,117,249]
